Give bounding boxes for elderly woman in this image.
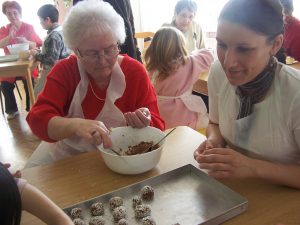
[163,0,205,53]
[194,0,300,189]
[0,1,42,119]
[26,0,164,167]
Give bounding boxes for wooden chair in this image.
[0,81,22,115]
[134,32,155,62]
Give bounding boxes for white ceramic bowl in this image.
[7,43,29,55]
[98,126,165,175]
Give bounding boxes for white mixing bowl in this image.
[7,43,29,55]
[98,126,165,175]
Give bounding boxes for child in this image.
[30,4,69,96]
[0,162,73,225]
[145,26,213,130]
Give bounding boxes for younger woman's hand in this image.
[195,147,257,179]
[124,107,151,128]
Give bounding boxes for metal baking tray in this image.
[64,164,248,224]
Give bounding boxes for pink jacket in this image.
[150,49,213,130]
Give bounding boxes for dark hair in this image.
[174,0,197,15]
[2,1,22,15]
[0,163,22,225]
[37,4,59,23]
[279,0,293,15]
[219,0,284,41]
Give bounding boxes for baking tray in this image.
[64,164,248,224]
[0,55,19,63]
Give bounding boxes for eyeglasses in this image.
[77,44,120,62]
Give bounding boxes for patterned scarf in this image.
[236,57,277,119]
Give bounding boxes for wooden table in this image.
[193,71,209,96]
[21,126,300,225]
[0,59,36,108]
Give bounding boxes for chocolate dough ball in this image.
[90,202,104,216]
[112,206,127,222]
[132,195,142,208]
[70,207,83,219]
[142,216,156,225]
[73,218,85,225]
[89,216,105,225]
[140,185,154,201]
[109,196,123,210]
[134,204,151,218]
[117,218,129,225]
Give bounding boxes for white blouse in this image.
[208,61,300,164]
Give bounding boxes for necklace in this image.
[89,82,105,101]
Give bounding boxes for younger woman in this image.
[0,163,72,225]
[145,27,213,130]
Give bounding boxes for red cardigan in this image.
[0,22,42,82]
[27,55,165,142]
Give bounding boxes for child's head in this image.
[145,26,188,80]
[37,4,59,30]
[0,163,22,225]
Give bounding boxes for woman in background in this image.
[194,0,300,189]
[0,163,72,225]
[163,0,205,53]
[0,1,42,119]
[26,0,164,168]
[145,26,213,130]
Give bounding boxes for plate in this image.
[0,55,19,63]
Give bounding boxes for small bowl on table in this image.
[98,126,166,175]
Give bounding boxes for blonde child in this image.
[145,27,213,130]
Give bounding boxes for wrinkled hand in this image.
[194,147,257,179]
[124,107,151,128]
[3,163,21,178]
[73,119,112,148]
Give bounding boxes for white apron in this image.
[158,88,208,130]
[25,60,126,168]
[218,71,299,163]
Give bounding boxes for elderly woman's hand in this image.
[73,119,112,148]
[195,147,257,179]
[124,107,151,128]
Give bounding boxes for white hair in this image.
[62,0,126,50]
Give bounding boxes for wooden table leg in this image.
[26,67,35,108]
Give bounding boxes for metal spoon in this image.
[109,148,122,156]
[142,127,177,153]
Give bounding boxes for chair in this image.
[0,81,22,115]
[134,32,155,62]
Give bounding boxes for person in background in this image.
[73,0,142,62]
[163,0,205,54]
[279,0,300,62]
[26,0,164,168]
[194,0,300,189]
[0,162,73,225]
[0,1,42,119]
[145,26,213,130]
[30,4,70,97]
